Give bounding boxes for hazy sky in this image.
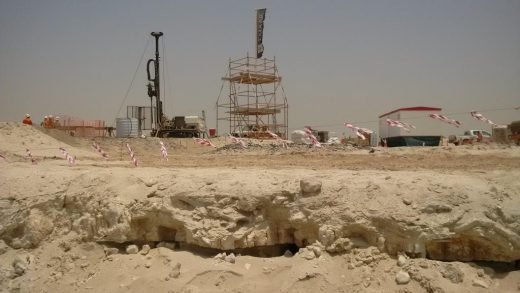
[1,0,519,136]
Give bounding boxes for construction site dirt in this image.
[1,122,520,293]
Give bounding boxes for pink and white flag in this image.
[193,137,216,148]
[266,130,289,149]
[25,149,37,164]
[303,128,322,148]
[92,142,109,160]
[386,119,416,132]
[429,114,462,128]
[59,147,76,166]
[344,123,373,140]
[159,141,168,161]
[227,134,248,148]
[470,111,497,127]
[126,143,138,167]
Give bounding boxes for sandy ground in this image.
[1,122,519,293]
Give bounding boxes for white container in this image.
[291,130,311,144]
[185,116,204,129]
[116,118,139,138]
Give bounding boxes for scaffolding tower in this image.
[216,55,288,139]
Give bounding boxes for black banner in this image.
[256,8,266,58]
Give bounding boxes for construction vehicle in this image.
[146,32,206,138]
[452,129,492,145]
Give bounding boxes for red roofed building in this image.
[379,106,442,147]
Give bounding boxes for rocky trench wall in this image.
[1,177,519,263]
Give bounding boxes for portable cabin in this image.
[378,106,442,147]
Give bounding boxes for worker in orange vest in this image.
[48,115,55,128]
[22,114,33,125]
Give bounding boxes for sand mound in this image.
[0,122,98,162]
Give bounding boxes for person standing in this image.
[476,131,483,143]
[22,114,33,125]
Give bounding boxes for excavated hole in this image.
[99,241,300,258]
[470,260,520,273]
[177,242,300,258]
[96,240,519,272]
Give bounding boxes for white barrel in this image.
[116,118,138,138]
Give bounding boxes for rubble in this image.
[104,247,119,256]
[140,244,151,255]
[440,263,464,284]
[395,271,410,285]
[12,256,28,277]
[300,178,322,195]
[397,254,407,267]
[126,245,139,254]
[224,253,236,264]
[472,279,489,289]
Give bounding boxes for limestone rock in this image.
[58,241,72,252]
[126,244,139,254]
[300,178,322,196]
[144,179,158,187]
[397,254,407,267]
[157,242,175,250]
[377,236,386,252]
[104,247,119,256]
[225,253,236,264]
[326,238,353,253]
[395,271,410,285]
[169,262,181,278]
[140,244,150,255]
[10,238,30,249]
[22,209,54,247]
[311,246,322,257]
[0,265,14,282]
[440,263,464,284]
[298,272,319,281]
[303,250,316,260]
[214,253,226,261]
[472,279,489,289]
[318,226,336,247]
[12,257,28,277]
[0,240,9,255]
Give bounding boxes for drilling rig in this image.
[147,32,206,138]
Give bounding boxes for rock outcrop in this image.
[1,167,519,263]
